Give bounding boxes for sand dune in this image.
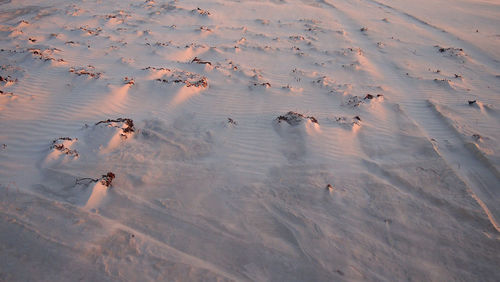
[1,0,499,281]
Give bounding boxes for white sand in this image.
[1,0,499,280]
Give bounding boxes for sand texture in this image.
[1,0,499,281]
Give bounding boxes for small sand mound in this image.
[75,173,114,210]
[72,172,116,210]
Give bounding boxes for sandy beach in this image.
[1,0,499,280]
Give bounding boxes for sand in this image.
[0,0,499,281]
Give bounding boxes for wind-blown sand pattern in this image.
[1,0,499,281]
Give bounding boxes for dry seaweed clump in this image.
[252,82,271,88]
[331,116,361,128]
[124,77,135,85]
[79,25,102,36]
[69,66,101,78]
[156,76,208,88]
[28,48,65,62]
[199,26,212,32]
[51,137,79,157]
[364,94,383,100]
[95,118,135,137]
[193,7,211,16]
[276,111,319,126]
[76,172,116,188]
[100,172,116,187]
[149,68,208,88]
[346,96,364,107]
[0,75,18,85]
[0,90,15,97]
[435,45,466,58]
[142,66,170,71]
[191,57,212,65]
[185,77,208,88]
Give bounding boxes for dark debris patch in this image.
[276,111,319,126]
[364,94,382,100]
[69,66,101,79]
[185,77,208,88]
[148,68,208,88]
[76,172,116,188]
[51,137,79,157]
[28,48,65,62]
[346,96,364,107]
[191,57,212,65]
[434,78,450,83]
[156,77,208,88]
[252,82,271,88]
[192,7,211,16]
[100,172,116,187]
[78,26,102,36]
[472,134,482,141]
[124,77,135,85]
[332,116,361,128]
[0,90,15,96]
[142,66,171,71]
[435,45,466,58]
[95,118,135,137]
[438,47,463,53]
[199,26,212,32]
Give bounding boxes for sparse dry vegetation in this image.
[51,137,79,157]
[95,118,135,136]
[76,172,116,188]
[276,111,319,125]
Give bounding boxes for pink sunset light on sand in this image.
[0,0,499,280]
